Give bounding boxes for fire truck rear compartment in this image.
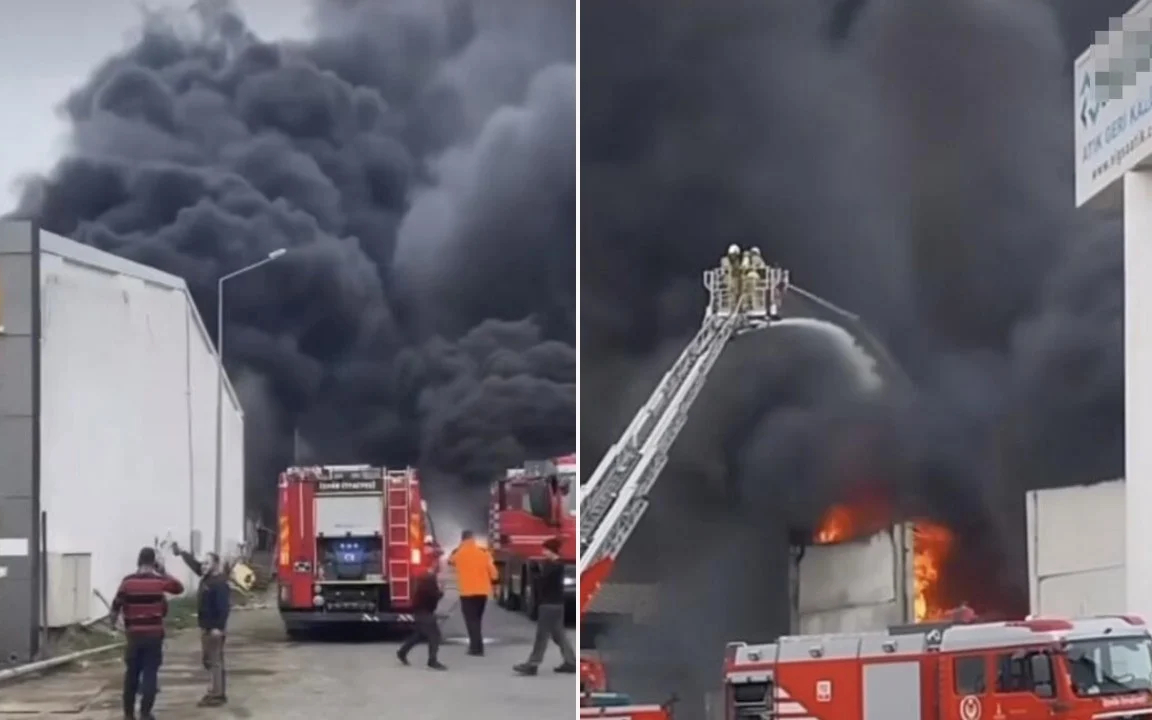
[727,658,919,720]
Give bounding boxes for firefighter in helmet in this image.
[744,247,766,314]
[748,246,766,275]
[745,266,764,315]
[721,244,743,313]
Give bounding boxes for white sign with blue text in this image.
[1075,0,1152,206]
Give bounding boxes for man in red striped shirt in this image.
[109,547,185,720]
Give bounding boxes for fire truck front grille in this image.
[320,586,387,612]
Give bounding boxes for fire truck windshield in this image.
[1065,636,1152,697]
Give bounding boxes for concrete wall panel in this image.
[1026,481,1125,616]
[799,603,908,636]
[1027,481,1123,580]
[796,524,912,634]
[798,526,903,613]
[1036,567,1125,617]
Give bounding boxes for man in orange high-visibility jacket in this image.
[449,530,498,656]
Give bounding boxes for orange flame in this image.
[814,504,954,622]
[912,523,953,621]
[813,505,854,544]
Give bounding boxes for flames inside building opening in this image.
[813,503,955,622]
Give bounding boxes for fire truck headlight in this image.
[313,584,321,594]
[564,576,575,587]
[312,594,324,607]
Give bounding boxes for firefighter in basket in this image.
[747,246,766,276]
[720,244,743,313]
[748,246,769,315]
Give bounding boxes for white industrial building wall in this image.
[37,233,244,620]
[1025,481,1125,617]
[796,524,913,634]
[1126,174,1152,624]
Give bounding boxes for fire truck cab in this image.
[723,615,1152,720]
[276,464,440,638]
[490,455,577,620]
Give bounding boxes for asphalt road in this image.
[0,584,575,719]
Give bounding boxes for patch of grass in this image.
[167,596,201,631]
[40,588,265,662]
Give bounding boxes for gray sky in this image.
[0,0,310,213]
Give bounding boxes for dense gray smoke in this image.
[582,0,1125,711]
[16,0,575,516]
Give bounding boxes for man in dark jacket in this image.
[397,568,448,670]
[171,543,231,706]
[110,547,185,720]
[514,537,577,675]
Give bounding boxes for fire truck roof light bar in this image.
[285,465,408,480]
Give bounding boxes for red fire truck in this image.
[489,454,577,620]
[722,615,1152,720]
[276,464,442,638]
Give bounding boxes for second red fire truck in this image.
[722,614,1152,720]
[490,455,577,620]
[276,464,442,638]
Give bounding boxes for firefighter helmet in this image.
[727,244,740,256]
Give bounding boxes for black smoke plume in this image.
[582,0,1124,711]
[16,0,575,517]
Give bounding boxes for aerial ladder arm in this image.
[579,247,790,613]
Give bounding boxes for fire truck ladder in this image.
[387,470,412,605]
[579,254,790,588]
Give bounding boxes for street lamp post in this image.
[214,248,287,555]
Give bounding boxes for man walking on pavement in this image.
[110,547,185,720]
[514,537,577,676]
[172,542,231,707]
[397,568,448,670]
[448,529,498,656]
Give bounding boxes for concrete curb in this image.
[0,642,124,685]
[0,598,274,685]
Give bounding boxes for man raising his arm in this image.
[171,543,232,707]
[110,547,185,720]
